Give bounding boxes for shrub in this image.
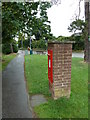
[32,41,37,48]
[13,41,18,53]
[2,41,18,54]
[2,43,11,54]
[56,35,84,50]
[32,40,46,50]
[70,35,84,50]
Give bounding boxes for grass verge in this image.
[2,53,17,70]
[25,55,88,118]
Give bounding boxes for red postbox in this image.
[48,50,53,84]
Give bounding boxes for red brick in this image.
[48,42,72,99]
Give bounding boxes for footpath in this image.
[2,51,32,118]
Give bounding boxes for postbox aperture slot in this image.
[49,59,51,68]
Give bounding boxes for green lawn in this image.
[2,53,17,70]
[25,55,88,118]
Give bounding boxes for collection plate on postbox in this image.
[48,50,53,84]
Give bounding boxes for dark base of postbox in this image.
[49,81,71,100]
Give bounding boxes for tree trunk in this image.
[10,43,13,53]
[84,2,90,62]
[21,39,23,48]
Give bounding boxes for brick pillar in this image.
[48,41,73,100]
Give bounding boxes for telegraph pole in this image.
[84,1,90,62]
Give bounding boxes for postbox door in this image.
[48,50,53,84]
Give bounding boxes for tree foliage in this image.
[56,36,69,41]
[2,2,52,44]
[68,19,87,50]
[68,19,86,34]
[2,2,23,43]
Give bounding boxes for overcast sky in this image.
[47,0,85,37]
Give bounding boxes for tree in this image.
[2,2,24,44]
[68,19,86,34]
[2,2,52,50]
[28,2,51,40]
[68,19,87,42]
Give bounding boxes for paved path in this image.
[2,51,32,118]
